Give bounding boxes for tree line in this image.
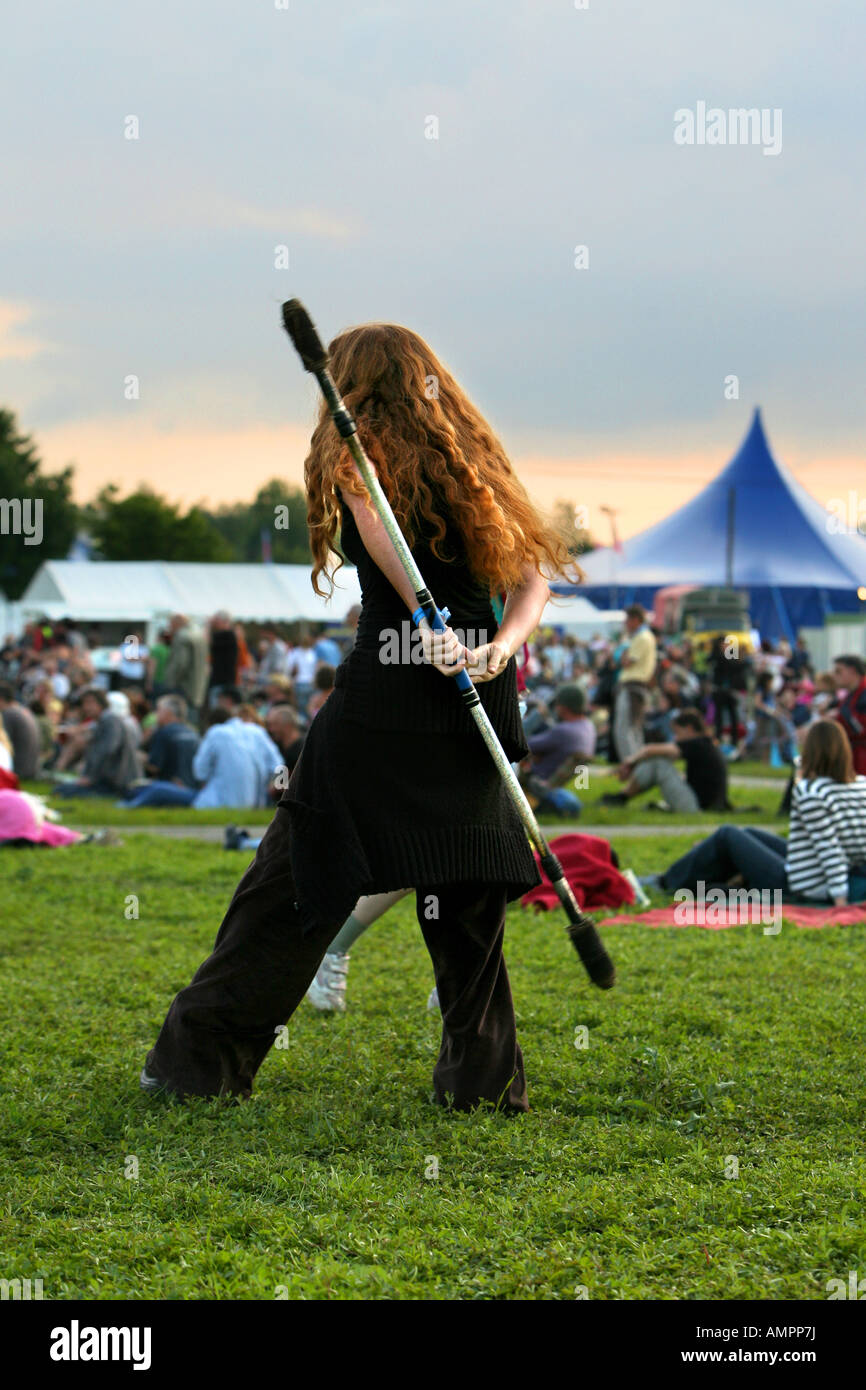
[0,407,592,601]
[0,409,312,599]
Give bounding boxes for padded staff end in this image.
[566,918,616,990]
[282,299,329,372]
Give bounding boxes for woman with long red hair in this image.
[143,322,579,1111]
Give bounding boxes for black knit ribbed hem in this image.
[361,822,541,902]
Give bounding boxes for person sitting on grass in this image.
[224,706,306,840]
[644,690,676,744]
[0,787,83,847]
[0,679,41,780]
[141,694,200,789]
[264,703,306,776]
[0,723,17,787]
[601,709,730,813]
[650,719,866,905]
[123,706,281,810]
[518,683,596,815]
[773,684,800,763]
[522,683,596,779]
[55,688,140,799]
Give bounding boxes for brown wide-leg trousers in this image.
[146,813,528,1111]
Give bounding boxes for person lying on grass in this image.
[0,787,116,848]
[648,719,866,906]
[600,709,731,813]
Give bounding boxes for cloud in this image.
[227,202,362,239]
[0,302,54,363]
[2,0,863,500]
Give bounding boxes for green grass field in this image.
[30,765,789,829]
[2,823,864,1300]
[726,760,790,781]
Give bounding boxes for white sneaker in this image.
[306,952,350,1012]
[426,986,440,1013]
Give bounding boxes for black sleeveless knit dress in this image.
[277,498,541,936]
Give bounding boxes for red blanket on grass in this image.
[521,833,635,912]
[598,904,866,930]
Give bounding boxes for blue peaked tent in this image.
[570,409,866,640]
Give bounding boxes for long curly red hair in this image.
[305,322,582,597]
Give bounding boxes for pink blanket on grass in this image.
[598,904,866,930]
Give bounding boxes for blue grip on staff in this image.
[411,603,476,698]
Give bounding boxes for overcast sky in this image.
[1,0,863,539]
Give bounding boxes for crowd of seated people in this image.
[514,613,866,813]
[4,606,866,916]
[518,622,866,906]
[2,604,864,829]
[650,720,866,906]
[0,609,348,813]
[521,617,863,764]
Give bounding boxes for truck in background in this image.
[653,584,755,657]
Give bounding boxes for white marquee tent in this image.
[18,561,363,640]
[15,561,623,643]
[542,592,625,637]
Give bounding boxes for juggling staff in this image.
[281,298,615,990]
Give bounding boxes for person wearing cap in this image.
[523,684,596,782]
